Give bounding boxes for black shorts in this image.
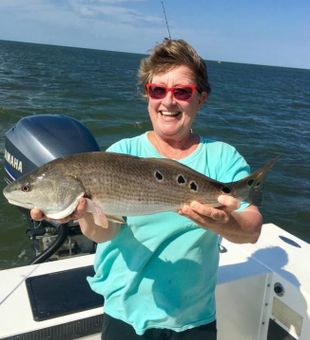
[101,313,217,340]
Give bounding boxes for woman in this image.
[31,39,262,339]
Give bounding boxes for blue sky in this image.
[0,0,309,69]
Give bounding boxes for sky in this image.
[0,0,309,69]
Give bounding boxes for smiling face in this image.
[147,65,207,142]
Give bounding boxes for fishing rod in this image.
[161,0,171,39]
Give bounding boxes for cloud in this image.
[0,0,55,12]
[0,0,165,54]
[0,0,160,25]
[69,0,161,25]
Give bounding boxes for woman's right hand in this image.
[30,198,120,243]
[30,197,89,224]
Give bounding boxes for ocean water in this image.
[0,40,309,269]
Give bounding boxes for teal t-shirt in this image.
[87,132,250,335]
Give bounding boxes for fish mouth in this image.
[6,197,33,210]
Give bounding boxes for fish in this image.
[2,152,279,227]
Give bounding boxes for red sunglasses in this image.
[145,83,198,101]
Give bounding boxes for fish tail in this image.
[233,155,280,206]
[247,155,280,206]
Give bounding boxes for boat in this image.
[0,115,309,339]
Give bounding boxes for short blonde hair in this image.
[138,39,211,94]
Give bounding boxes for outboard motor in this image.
[3,114,100,263]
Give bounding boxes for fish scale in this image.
[76,154,209,214]
[3,152,279,222]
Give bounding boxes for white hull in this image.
[0,223,309,339]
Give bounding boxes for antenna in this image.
[161,1,171,39]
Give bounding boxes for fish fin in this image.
[85,198,109,228]
[233,155,280,206]
[106,214,126,224]
[248,189,263,207]
[84,199,125,228]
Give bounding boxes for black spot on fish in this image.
[154,170,164,182]
[247,179,255,187]
[221,186,231,194]
[189,181,198,192]
[177,175,186,185]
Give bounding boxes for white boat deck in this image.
[0,223,309,339]
[217,223,309,340]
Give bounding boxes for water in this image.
[0,40,309,269]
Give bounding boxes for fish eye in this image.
[21,183,31,192]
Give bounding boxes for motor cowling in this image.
[3,114,100,263]
[4,114,100,183]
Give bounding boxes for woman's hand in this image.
[179,195,263,244]
[30,198,120,243]
[179,195,240,227]
[30,197,88,224]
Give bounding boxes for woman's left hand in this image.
[179,195,240,228]
[179,194,262,244]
